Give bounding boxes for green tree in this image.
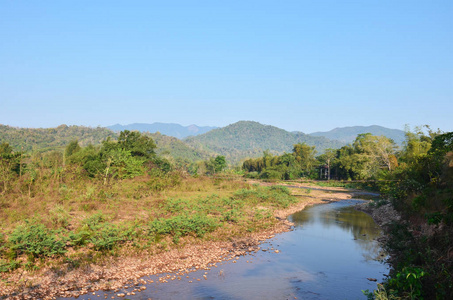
[102,148,145,180]
[0,142,18,193]
[292,143,317,176]
[117,130,156,159]
[317,148,336,180]
[65,140,81,157]
[214,156,227,173]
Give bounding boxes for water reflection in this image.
[65,200,388,300]
[290,199,386,262]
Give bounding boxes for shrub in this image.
[88,223,126,251]
[0,259,20,273]
[8,222,67,258]
[149,214,219,242]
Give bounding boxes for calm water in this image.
[69,200,388,300]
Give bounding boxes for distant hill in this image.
[1,122,407,166]
[108,123,217,139]
[146,132,213,163]
[184,121,345,164]
[0,124,213,164]
[0,124,117,152]
[310,125,406,145]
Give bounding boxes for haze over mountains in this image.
[1,121,406,165]
[108,122,406,144]
[310,125,406,145]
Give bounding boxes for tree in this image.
[317,148,336,180]
[117,130,156,159]
[0,142,13,156]
[214,155,227,173]
[65,140,81,158]
[0,142,18,193]
[292,143,317,176]
[205,155,227,174]
[102,148,145,181]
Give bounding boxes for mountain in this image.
[184,121,345,164]
[146,132,213,163]
[108,123,217,139]
[310,125,406,145]
[0,124,117,152]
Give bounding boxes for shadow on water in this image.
[63,200,388,300]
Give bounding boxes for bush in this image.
[259,170,283,180]
[8,222,67,258]
[88,223,127,251]
[149,214,219,243]
[0,259,20,273]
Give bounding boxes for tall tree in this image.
[292,143,317,176]
[317,148,336,180]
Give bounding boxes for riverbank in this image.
[355,198,453,299]
[1,182,372,300]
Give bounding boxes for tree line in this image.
[0,130,228,196]
[242,126,449,182]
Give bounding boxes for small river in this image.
[74,199,388,300]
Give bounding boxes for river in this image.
[69,199,388,300]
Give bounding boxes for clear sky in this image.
[1,1,452,133]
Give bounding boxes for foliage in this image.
[0,259,20,273]
[362,284,400,300]
[372,129,453,299]
[386,267,426,299]
[117,130,156,159]
[203,155,227,174]
[65,140,81,158]
[149,214,219,243]
[8,222,67,258]
[333,134,397,180]
[149,132,212,166]
[0,124,117,152]
[243,144,318,180]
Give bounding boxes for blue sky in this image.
[1,1,452,133]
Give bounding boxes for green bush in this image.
[149,214,219,242]
[88,223,126,251]
[74,214,132,250]
[259,170,283,180]
[387,266,426,299]
[8,222,67,258]
[0,259,20,273]
[232,186,296,208]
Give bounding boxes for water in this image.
[71,200,388,300]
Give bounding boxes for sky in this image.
[1,1,452,134]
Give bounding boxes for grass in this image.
[0,171,300,277]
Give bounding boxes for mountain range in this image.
[1,121,407,165]
[184,121,345,164]
[108,123,217,139]
[310,125,406,144]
